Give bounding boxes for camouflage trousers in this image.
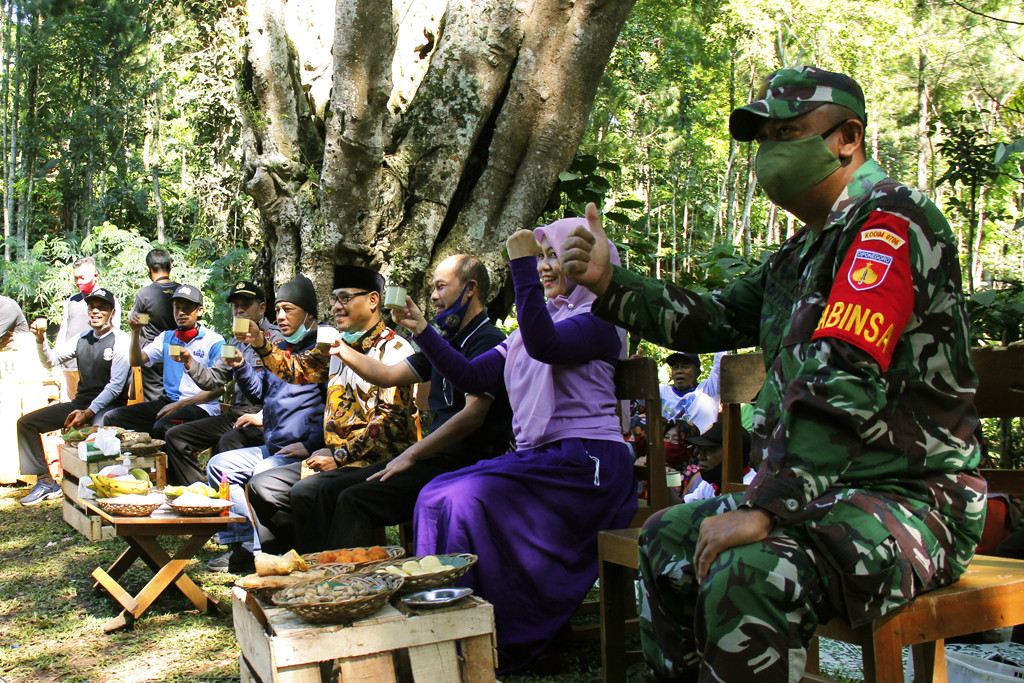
[638,493,944,682]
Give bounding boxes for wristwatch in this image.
[333,446,349,467]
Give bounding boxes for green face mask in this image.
[754,119,848,206]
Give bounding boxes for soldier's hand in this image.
[561,202,613,296]
[693,507,774,584]
[505,229,542,260]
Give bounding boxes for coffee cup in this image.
[137,313,150,325]
[317,326,339,347]
[666,470,682,488]
[233,317,250,335]
[222,346,238,360]
[169,344,182,360]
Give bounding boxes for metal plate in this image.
[401,587,472,608]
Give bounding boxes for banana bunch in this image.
[164,482,219,499]
[89,472,151,498]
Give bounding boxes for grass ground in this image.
[0,482,654,683]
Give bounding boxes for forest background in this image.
[0,0,1020,417]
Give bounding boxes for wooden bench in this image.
[720,346,1024,683]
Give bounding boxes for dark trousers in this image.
[248,461,303,555]
[99,398,212,485]
[247,448,478,554]
[294,451,479,553]
[140,363,164,402]
[17,401,119,477]
[163,411,264,486]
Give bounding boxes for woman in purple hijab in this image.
[392,217,637,673]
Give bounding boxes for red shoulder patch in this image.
[812,210,913,371]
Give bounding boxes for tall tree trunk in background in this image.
[916,49,930,192]
[738,159,755,257]
[240,0,636,312]
[1,0,10,261]
[17,22,37,255]
[4,9,19,260]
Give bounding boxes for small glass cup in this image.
[222,346,238,360]
[32,317,46,332]
[137,313,150,325]
[384,285,408,310]
[317,326,339,347]
[665,469,682,488]
[169,344,182,360]
[233,317,250,335]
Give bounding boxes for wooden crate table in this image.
[60,443,167,541]
[232,586,498,683]
[84,501,244,633]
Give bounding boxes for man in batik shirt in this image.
[246,265,418,554]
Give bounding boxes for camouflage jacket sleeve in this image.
[592,177,979,528]
[254,339,330,385]
[591,264,763,353]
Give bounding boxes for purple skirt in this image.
[414,437,637,672]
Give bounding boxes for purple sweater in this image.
[415,257,622,449]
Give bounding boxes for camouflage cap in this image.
[729,66,867,142]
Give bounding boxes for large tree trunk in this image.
[240,0,636,313]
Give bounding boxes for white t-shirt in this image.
[659,384,718,435]
[683,468,756,503]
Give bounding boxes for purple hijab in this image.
[502,217,626,448]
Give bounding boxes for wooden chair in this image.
[582,358,667,665]
[721,345,1024,682]
[597,354,765,682]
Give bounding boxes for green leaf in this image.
[994,138,1024,169]
[597,161,622,173]
[973,290,997,306]
[616,199,645,210]
[558,171,581,182]
[605,211,631,225]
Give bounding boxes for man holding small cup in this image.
[99,285,227,485]
[196,274,328,572]
[18,288,131,506]
[160,280,282,488]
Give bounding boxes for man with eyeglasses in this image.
[286,255,514,552]
[246,265,420,554]
[560,67,983,682]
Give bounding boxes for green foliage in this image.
[968,281,1024,346]
[0,224,254,333]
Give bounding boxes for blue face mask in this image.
[283,324,308,344]
[433,283,472,339]
[342,330,365,344]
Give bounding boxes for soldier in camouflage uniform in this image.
[560,66,985,681]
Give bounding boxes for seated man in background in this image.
[192,275,327,573]
[162,280,281,486]
[294,254,514,552]
[101,285,225,485]
[247,266,419,554]
[18,288,130,505]
[681,417,754,503]
[660,351,719,441]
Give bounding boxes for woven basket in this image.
[235,565,355,602]
[303,545,405,567]
[371,554,477,594]
[272,573,404,624]
[168,499,234,516]
[95,498,163,517]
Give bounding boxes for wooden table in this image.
[84,502,245,632]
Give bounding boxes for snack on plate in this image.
[317,545,390,564]
[255,549,310,577]
[383,555,447,577]
[236,570,329,592]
